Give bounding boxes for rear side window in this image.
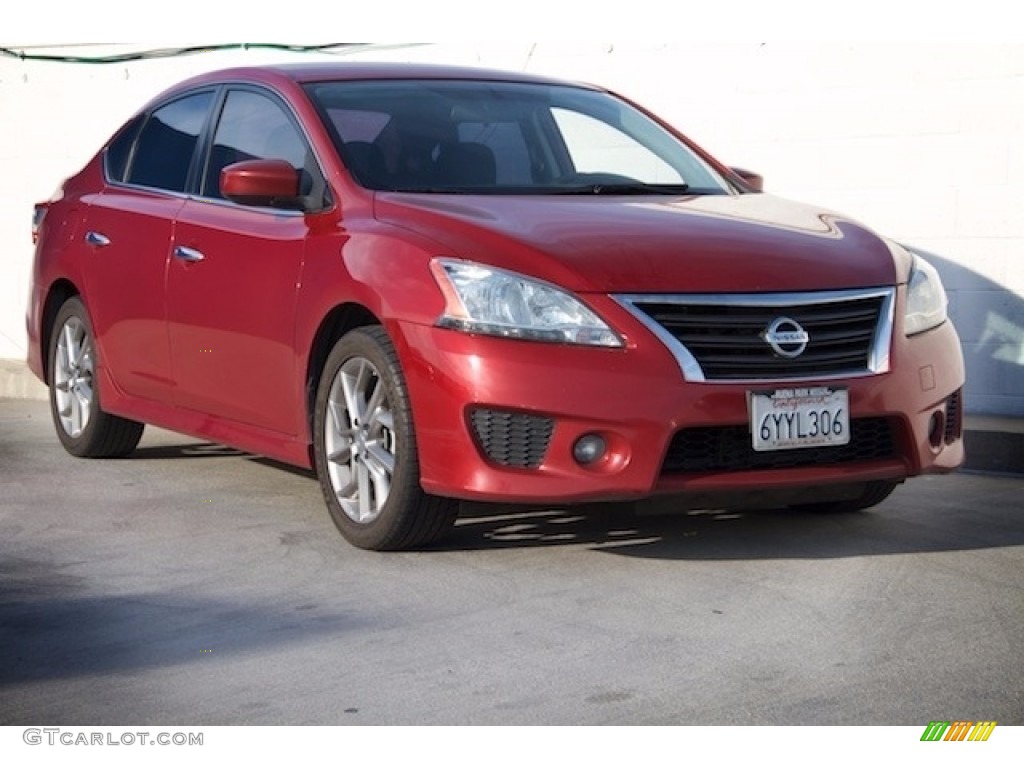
[104,115,144,183]
[126,91,214,192]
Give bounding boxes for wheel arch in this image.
[304,302,382,456]
[40,279,82,384]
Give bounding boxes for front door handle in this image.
[173,245,205,263]
[84,230,110,247]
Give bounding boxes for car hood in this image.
[373,192,907,293]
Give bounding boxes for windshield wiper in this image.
[548,182,690,195]
[384,182,694,196]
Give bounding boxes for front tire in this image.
[313,326,457,551]
[48,297,144,457]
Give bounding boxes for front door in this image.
[165,87,323,436]
[166,202,306,435]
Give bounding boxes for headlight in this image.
[904,255,948,336]
[429,258,623,347]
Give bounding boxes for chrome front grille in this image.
[616,288,894,382]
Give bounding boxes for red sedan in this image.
[27,63,965,550]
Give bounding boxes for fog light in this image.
[573,434,606,465]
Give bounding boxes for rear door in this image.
[82,92,214,401]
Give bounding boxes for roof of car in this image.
[140,61,608,117]
[173,61,595,89]
[278,61,582,84]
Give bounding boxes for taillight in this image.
[32,204,48,244]
[33,184,64,245]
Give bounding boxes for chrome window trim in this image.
[97,183,310,218]
[101,81,333,215]
[614,287,895,383]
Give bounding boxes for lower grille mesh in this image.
[944,389,963,443]
[469,408,554,469]
[662,417,897,473]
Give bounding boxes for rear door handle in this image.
[84,231,110,247]
[173,245,205,263]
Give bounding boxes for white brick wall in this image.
[2,42,1022,415]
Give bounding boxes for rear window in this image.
[104,115,145,183]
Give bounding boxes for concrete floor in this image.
[1,397,1022,725]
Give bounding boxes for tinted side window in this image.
[202,90,313,201]
[104,115,144,183]
[127,92,214,192]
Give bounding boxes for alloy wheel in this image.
[53,316,95,438]
[324,356,396,524]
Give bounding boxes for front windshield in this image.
[305,79,732,195]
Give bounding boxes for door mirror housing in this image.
[221,159,301,208]
[730,167,764,192]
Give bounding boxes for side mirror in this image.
[221,159,300,207]
[730,167,763,193]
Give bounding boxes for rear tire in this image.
[48,297,144,458]
[791,480,899,513]
[313,326,457,551]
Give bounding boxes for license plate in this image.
[750,387,850,452]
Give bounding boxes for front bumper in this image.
[396,311,965,504]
